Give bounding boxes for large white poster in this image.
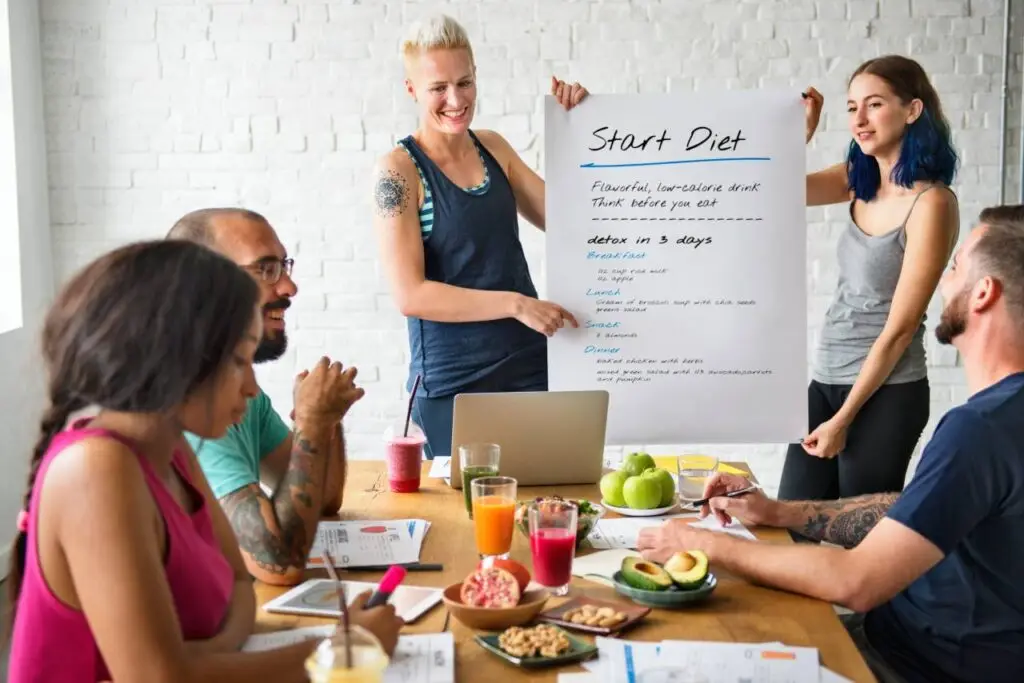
[545,91,807,445]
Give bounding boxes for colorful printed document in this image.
[306,519,430,569]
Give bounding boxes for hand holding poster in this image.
[544,91,807,444]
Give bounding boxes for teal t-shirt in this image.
[185,388,291,499]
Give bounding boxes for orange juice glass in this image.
[471,476,517,559]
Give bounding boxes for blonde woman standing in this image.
[372,14,585,458]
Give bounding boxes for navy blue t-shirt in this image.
[865,371,1024,683]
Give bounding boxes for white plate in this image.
[600,499,679,517]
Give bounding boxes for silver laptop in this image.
[448,390,609,488]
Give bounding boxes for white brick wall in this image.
[40,0,1016,495]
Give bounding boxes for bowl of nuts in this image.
[475,624,598,669]
[536,596,651,635]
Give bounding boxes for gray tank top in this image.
[814,187,952,385]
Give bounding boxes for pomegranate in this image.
[477,558,531,593]
[460,567,521,608]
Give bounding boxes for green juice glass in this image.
[458,443,500,518]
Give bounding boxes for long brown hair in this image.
[2,239,259,643]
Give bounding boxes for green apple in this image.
[644,468,676,507]
[600,470,630,507]
[622,451,656,477]
[622,474,662,509]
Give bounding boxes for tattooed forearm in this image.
[221,485,306,574]
[220,427,332,578]
[374,169,409,218]
[790,493,900,548]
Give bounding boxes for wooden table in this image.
[256,462,875,682]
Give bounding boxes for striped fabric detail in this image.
[398,140,491,238]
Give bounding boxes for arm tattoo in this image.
[221,485,305,574]
[373,169,409,218]
[219,429,329,576]
[793,493,900,548]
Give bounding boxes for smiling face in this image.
[405,48,477,135]
[847,73,922,159]
[208,213,298,363]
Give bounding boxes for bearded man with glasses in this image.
[168,208,363,586]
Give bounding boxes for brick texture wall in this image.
[39,0,1015,495]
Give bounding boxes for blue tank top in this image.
[398,131,547,398]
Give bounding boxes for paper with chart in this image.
[244,630,454,683]
[587,514,755,550]
[306,519,430,569]
[545,91,807,444]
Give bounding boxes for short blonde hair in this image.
[401,14,474,69]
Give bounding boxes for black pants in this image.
[779,379,930,502]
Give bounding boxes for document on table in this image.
[587,639,822,682]
[587,514,755,550]
[243,631,454,683]
[242,624,334,651]
[427,456,451,479]
[306,519,430,569]
[571,549,641,585]
[385,633,455,683]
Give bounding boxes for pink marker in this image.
[364,565,407,609]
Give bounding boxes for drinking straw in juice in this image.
[472,495,515,557]
[305,628,389,683]
[461,465,498,517]
[529,528,576,588]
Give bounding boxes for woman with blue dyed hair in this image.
[782,55,960,512]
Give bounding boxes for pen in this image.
[683,484,760,509]
[364,565,407,609]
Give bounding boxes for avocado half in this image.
[620,557,673,591]
[664,550,709,589]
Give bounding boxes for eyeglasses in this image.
[244,257,294,284]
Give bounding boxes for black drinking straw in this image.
[321,550,351,669]
[403,374,421,437]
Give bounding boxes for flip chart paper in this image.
[545,91,807,444]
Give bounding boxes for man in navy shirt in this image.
[639,205,1024,683]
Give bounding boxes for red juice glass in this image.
[528,500,578,596]
[384,423,425,493]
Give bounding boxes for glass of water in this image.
[676,454,720,503]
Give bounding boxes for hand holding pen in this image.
[694,473,776,527]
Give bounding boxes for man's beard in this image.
[255,299,290,363]
[935,286,969,345]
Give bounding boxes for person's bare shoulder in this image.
[372,146,420,219]
[41,436,157,529]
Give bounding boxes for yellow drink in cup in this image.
[305,626,390,683]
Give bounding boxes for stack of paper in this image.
[587,513,756,551]
[566,638,852,683]
[307,519,431,569]
[244,629,455,682]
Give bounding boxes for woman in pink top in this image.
[4,240,402,682]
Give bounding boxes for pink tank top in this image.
[8,422,235,682]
